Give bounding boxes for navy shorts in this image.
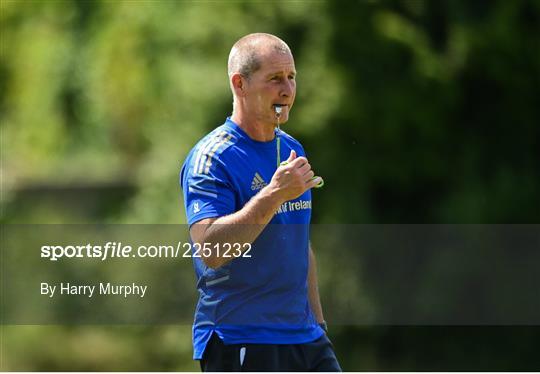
[200,332,342,371]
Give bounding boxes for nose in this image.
[280,79,295,98]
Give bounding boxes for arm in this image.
[190,150,322,269]
[308,244,325,324]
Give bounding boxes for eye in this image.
[270,76,280,82]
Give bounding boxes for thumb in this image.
[287,150,297,162]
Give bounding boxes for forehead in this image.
[257,49,296,75]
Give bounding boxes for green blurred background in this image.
[1,0,539,371]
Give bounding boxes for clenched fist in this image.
[268,150,323,203]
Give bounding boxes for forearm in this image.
[213,183,282,228]
[190,151,317,269]
[308,246,325,323]
[191,184,283,268]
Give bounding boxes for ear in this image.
[231,73,246,97]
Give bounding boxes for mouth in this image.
[272,104,288,115]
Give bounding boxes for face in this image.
[242,49,296,126]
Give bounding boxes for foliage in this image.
[1,0,539,371]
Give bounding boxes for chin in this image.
[277,114,289,123]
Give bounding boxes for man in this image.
[180,33,341,371]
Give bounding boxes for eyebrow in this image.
[267,71,297,77]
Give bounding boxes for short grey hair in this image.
[228,33,292,80]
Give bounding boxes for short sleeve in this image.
[181,157,236,226]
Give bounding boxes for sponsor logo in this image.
[251,172,267,191]
[276,199,312,214]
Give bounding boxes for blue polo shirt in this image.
[180,118,323,360]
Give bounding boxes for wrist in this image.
[260,183,286,208]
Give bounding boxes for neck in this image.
[230,111,276,142]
